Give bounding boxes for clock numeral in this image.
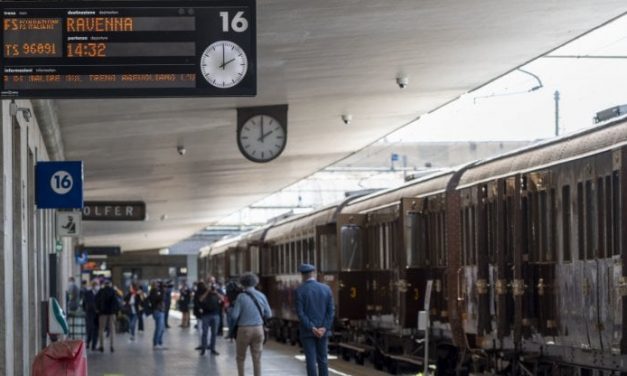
[219,11,249,33]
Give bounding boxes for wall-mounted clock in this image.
[237,105,288,163]
[200,40,248,89]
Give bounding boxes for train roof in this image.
[264,204,338,242]
[458,114,627,188]
[342,169,455,214]
[199,234,244,258]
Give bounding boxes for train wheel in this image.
[385,359,398,375]
[355,353,365,365]
[341,349,351,361]
[372,349,385,370]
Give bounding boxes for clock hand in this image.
[260,116,264,142]
[257,130,274,142]
[221,44,225,70]
[219,58,236,69]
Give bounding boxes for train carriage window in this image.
[295,241,301,272]
[605,175,613,257]
[562,186,572,262]
[340,224,364,270]
[548,189,556,262]
[250,246,260,274]
[612,171,620,256]
[504,197,514,264]
[597,177,605,258]
[585,180,596,260]
[279,244,285,274]
[461,209,467,266]
[405,212,418,267]
[229,251,237,276]
[440,211,447,266]
[577,183,585,260]
[320,233,338,272]
[487,202,496,264]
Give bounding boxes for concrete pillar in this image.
[1,100,15,376]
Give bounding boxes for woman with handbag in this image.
[230,272,271,376]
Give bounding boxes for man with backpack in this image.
[95,280,119,352]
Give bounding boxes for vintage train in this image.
[199,113,627,374]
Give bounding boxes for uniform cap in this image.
[299,263,316,273]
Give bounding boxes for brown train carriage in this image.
[337,170,460,369]
[453,115,627,372]
[199,235,243,283]
[261,205,338,344]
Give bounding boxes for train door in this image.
[316,224,339,311]
[494,179,515,342]
[595,151,623,353]
[525,171,558,338]
[459,187,479,339]
[576,162,603,350]
[475,184,492,339]
[337,214,368,320]
[366,211,398,320]
[401,197,427,328]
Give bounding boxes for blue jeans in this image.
[301,336,329,376]
[201,314,219,351]
[153,311,165,346]
[128,313,137,337]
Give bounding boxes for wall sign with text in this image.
[82,201,146,221]
[0,0,256,98]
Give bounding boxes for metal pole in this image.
[554,90,560,136]
[424,319,429,375]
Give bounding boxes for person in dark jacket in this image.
[178,283,191,328]
[148,281,166,349]
[295,264,335,376]
[82,280,99,350]
[195,281,222,356]
[95,280,119,352]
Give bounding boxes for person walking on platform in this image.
[231,272,271,376]
[164,281,173,329]
[178,282,191,328]
[137,285,146,332]
[95,280,119,353]
[66,277,80,314]
[124,283,141,341]
[195,281,222,355]
[149,281,166,349]
[295,264,335,376]
[82,280,99,351]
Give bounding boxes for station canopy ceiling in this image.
[53,0,627,251]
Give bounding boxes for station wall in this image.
[0,100,76,376]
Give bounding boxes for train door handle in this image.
[457,268,464,301]
[536,278,546,296]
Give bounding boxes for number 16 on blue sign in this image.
[36,161,83,209]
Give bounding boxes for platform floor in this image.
[87,313,390,376]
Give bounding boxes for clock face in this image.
[200,41,248,89]
[238,115,286,162]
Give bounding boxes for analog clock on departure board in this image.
[200,40,248,89]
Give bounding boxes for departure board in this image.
[0,0,256,98]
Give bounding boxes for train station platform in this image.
[88,315,388,376]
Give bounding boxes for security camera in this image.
[396,76,409,89]
[341,114,353,125]
[177,145,186,156]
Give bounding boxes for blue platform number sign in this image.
[36,161,84,209]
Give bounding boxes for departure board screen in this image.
[0,0,256,98]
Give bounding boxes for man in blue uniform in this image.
[296,264,335,376]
